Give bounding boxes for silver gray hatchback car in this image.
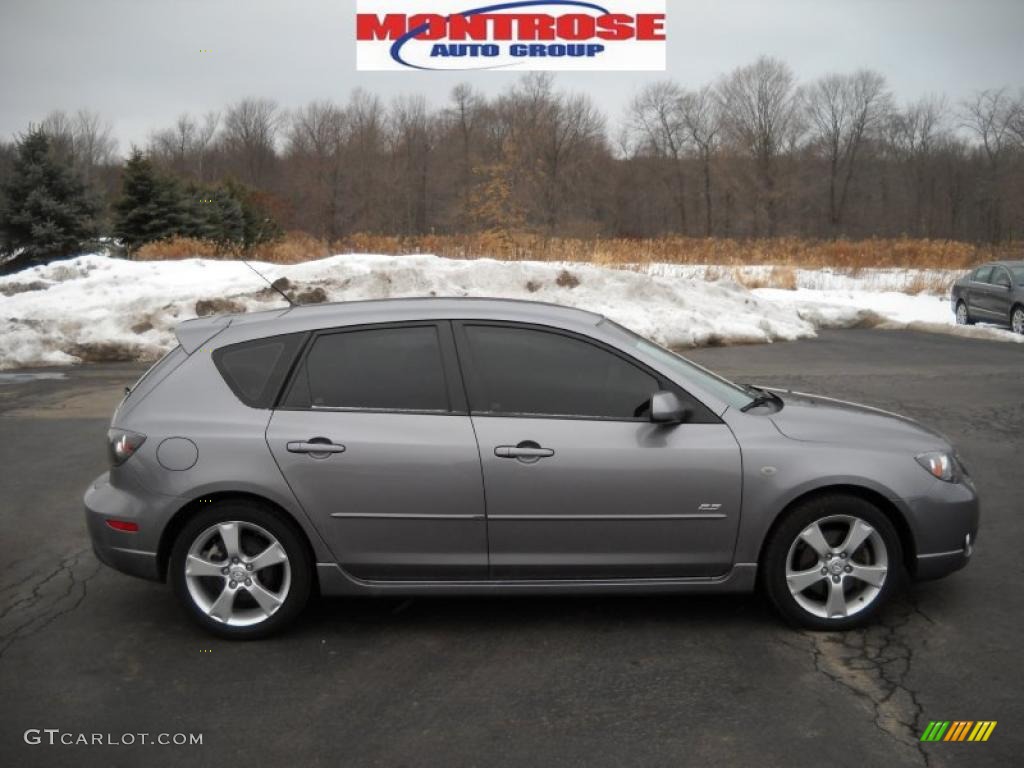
[84,298,979,638]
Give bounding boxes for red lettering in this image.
[595,14,635,41]
[355,14,408,41]
[635,14,666,41]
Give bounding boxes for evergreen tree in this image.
[113,149,187,255]
[183,184,244,247]
[0,128,100,273]
[223,179,283,249]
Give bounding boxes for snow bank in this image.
[2,254,1018,371]
[752,287,1024,344]
[0,254,877,370]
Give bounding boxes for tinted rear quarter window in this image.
[283,325,449,411]
[460,324,658,419]
[973,266,993,283]
[213,333,305,408]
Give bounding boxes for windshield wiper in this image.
[740,384,783,412]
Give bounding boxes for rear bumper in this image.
[83,472,165,582]
[907,477,979,581]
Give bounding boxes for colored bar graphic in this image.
[921,720,996,742]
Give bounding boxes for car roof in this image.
[175,297,605,353]
[984,260,1024,268]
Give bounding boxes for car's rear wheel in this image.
[170,501,312,639]
[955,301,973,326]
[762,494,903,630]
[1012,305,1024,335]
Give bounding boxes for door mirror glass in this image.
[649,391,689,424]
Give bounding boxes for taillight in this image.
[107,428,146,467]
[105,519,139,532]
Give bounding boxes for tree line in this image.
[2,56,1023,272]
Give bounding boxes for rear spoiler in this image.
[174,315,232,354]
[173,307,293,353]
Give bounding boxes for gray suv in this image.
[84,299,979,638]
[951,260,1024,334]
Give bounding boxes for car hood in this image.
[767,390,949,450]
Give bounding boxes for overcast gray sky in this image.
[1,0,1022,152]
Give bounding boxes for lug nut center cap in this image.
[829,560,844,575]
[229,565,248,582]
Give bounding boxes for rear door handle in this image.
[495,442,555,462]
[287,440,346,455]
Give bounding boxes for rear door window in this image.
[992,268,1011,288]
[973,266,993,283]
[283,325,450,412]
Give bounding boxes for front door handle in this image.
[287,439,346,456]
[495,441,555,463]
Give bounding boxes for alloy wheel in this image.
[956,303,968,325]
[184,520,292,627]
[1013,307,1024,335]
[784,514,889,620]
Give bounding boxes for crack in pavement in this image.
[0,548,101,661]
[777,596,939,768]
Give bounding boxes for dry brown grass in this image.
[135,237,227,260]
[731,265,799,290]
[133,231,1020,272]
[330,233,1018,270]
[904,272,956,295]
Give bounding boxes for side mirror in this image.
[649,391,689,424]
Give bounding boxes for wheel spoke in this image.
[825,579,847,618]
[249,540,288,572]
[787,566,826,594]
[206,585,236,622]
[246,581,284,617]
[839,519,875,556]
[185,554,225,579]
[218,522,241,559]
[848,563,887,587]
[799,522,831,558]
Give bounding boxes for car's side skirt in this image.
[314,562,758,596]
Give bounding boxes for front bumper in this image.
[83,471,167,582]
[906,475,980,581]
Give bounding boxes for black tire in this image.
[1011,304,1024,335]
[170,500,312,639]
[762,494,904,631]
[956,301,975,326]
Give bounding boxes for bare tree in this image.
[961,88,1022,241]
[884,96,948,236]
[805,70,891,235]
[679,86,721,236]
[287,101,346,238]
[389,95,437,233]
[221,98,282,187]
[717,56,804,235]
[39,109,116,184]
[630,81,689,233]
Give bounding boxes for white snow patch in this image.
[0,254,1018,371]
[0,253,875,370]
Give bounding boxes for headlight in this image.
[107,428,146,467]
[915,451,959,483]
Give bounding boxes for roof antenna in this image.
[241,259,296,307]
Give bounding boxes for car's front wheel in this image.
[170,501,312,639]
[1012,305,1024,335]
[762,494,903,630]
[955,301,973,326]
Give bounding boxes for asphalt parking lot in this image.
[0,328,1021,768]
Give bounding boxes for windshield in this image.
[1011,266,1024,285]
[598,319,755,410]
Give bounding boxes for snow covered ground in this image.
[0,254,1019,370]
